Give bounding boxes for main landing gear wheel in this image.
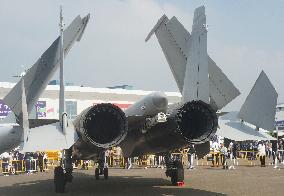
[166,160,184,186]
[95,167,109,180]
[95,168,100,180]
[104,168,109,179]
[54,166,66,193]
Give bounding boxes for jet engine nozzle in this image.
[175,101,217,144]
[80,103,127,148]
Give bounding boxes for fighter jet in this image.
[119,5,240,184]
[3,6,242,193]
[31,6,240,193]
[0,12,90,154]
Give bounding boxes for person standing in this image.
[258,142,266,167]
[187,145,195,169]
[228,141,237,169]
[220,143,228,169]
[38,152,44,172]
[271,140,278,168]
[211,140,220,167]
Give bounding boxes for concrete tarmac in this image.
[0,166,283,196]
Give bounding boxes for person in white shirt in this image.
[211,141,220,167]
[258,142,266,167]
[220,143,228,169]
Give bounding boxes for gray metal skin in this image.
[119,98,217,157]
[70,7,220,160]
[0,14,90,154]
[70,92,168,160]
[0,125,21,153]
[119,6,218,158]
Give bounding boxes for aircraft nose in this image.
[152,92,168,109]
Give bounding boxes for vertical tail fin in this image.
[182,6,209,103]
[238,71,278,130]
[20,78,29,144]
[145,15,189,92]
[146,6,240,110]
[3,14,90,121]
[145,6,209,103]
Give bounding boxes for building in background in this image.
[0,82,181,120]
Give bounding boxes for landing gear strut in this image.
[165,154,184,186]
[54,149,73,193]
[95,151,109,180]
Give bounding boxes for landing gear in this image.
[95,166,109,180]
[165,154,184,186]
[95,151,109,180]
[54,149,73,193]
[95,168,100,180]
[104,168,109,179]
[54,166,66,193]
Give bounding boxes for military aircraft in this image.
[0,12,90,154]
[24,6,239,193]
[119,5,240,184]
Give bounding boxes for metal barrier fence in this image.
[2,150,283,175]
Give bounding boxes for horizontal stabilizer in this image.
[3,14,90,120]
[238,71,278,130]
[20,121,78,152]
[217,112,276,141]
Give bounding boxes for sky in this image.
[0,0,283,111]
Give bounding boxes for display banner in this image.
[0,99,11,119]
[36,101,47,118]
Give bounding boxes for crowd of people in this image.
[1,138,284,176]
[209,138,284,169]
[0,149,48,176]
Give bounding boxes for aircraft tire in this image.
[95,168,100,180]
[104,168,108,180]
[54,166,65,193]
[170,169,178,185]
[177,168,184,182]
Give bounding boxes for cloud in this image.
[0,0,283,111]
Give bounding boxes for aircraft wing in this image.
[216,112,276,141]
[21,121,78,152]
[3,14,90,121]
[238,71,278,131]
[216,71,278,141]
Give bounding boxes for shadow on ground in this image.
[0,171,225,196]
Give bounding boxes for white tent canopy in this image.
[216,112,276,141]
